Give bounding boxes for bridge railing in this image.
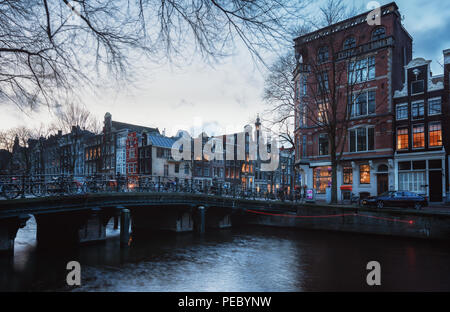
[0,173,304,202]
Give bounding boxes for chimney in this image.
[58,130,62,137]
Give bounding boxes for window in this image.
[175,163,179,173]
[343,167,353,185]
[397,128,409,150]
[412,124,425,148]
[343,37,356,50]
[302,78,307,95]
[313,166,331,194]
[184,164,189,174]
[317,72,329,93]
[348,56,375,84]
[318,134,329,156]
[412,101,424,119]
[164,164,169,176]
[318,102,328,123]
[349,90,376,117]
[302,135,307,157]
[429,122,442,147]
[317,46,329,63]
[349,127,375,152]
[396,103,408,120]
[398,161,426,194]
[371,27,386,41]
[428,98,441,115]
[359,165,370,184]
[411,80,424,94]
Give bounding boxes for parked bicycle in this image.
[0,178,20,199]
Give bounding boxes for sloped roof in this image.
[112,121,159,134]
[148,134,176,149]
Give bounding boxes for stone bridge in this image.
[0,192,297,254]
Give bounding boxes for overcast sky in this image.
[2,0,449,137]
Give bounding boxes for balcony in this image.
[335,36,394,61]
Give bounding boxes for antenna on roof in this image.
[162,128,166,136]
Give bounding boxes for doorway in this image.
[377,173,388,195]
[429,171,443,202]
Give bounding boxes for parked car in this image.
[361,191,428,210]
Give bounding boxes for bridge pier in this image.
[0,215,30,255]
[131,206,194,233]
[196,206,205,234]
[35,209,107,249]
[203,208,232,230]
[120,208,130,247]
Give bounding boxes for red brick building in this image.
[293,2,412,200]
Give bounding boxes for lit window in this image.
[429,122,442,147]
[412,124,424,148]
[412,101,424,119]
[313,166,331,194]
[396,103,408,120]
[343,167,353,185]
[428,98,441,115]
[359,165,370,184]
[397,128,409,150]
[318,102,328,123]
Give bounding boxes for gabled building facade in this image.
[393,50,450,202]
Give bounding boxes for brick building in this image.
[393,50,450,202]
[293,2,413,200]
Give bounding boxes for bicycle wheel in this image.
[31,183,46,197]
[65,182,79,195]
[3,184,20,199]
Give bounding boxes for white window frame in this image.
[412,124,425,150]
[428,121,442,148]
[428,97,442,116]
[396,103,408,120]
[411,100,424,120]
[348,126,375,153]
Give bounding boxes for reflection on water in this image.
[1,217,450,291]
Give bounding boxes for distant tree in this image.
[0,0,309,112]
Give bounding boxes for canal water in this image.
[1,216,450,291]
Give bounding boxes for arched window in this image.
[378,164,388,172]
[372,27,386,41]
[317,46,329,63]
[343,37,356,50]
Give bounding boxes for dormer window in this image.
[343,37,356,50]
[371,27,386,41]
[317,46,329,63]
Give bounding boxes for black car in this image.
[361,191,428,209]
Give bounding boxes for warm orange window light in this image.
[429,123,442,147]
[359,165,370,184]
[397,128,409,150]
[412,125,424,148]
